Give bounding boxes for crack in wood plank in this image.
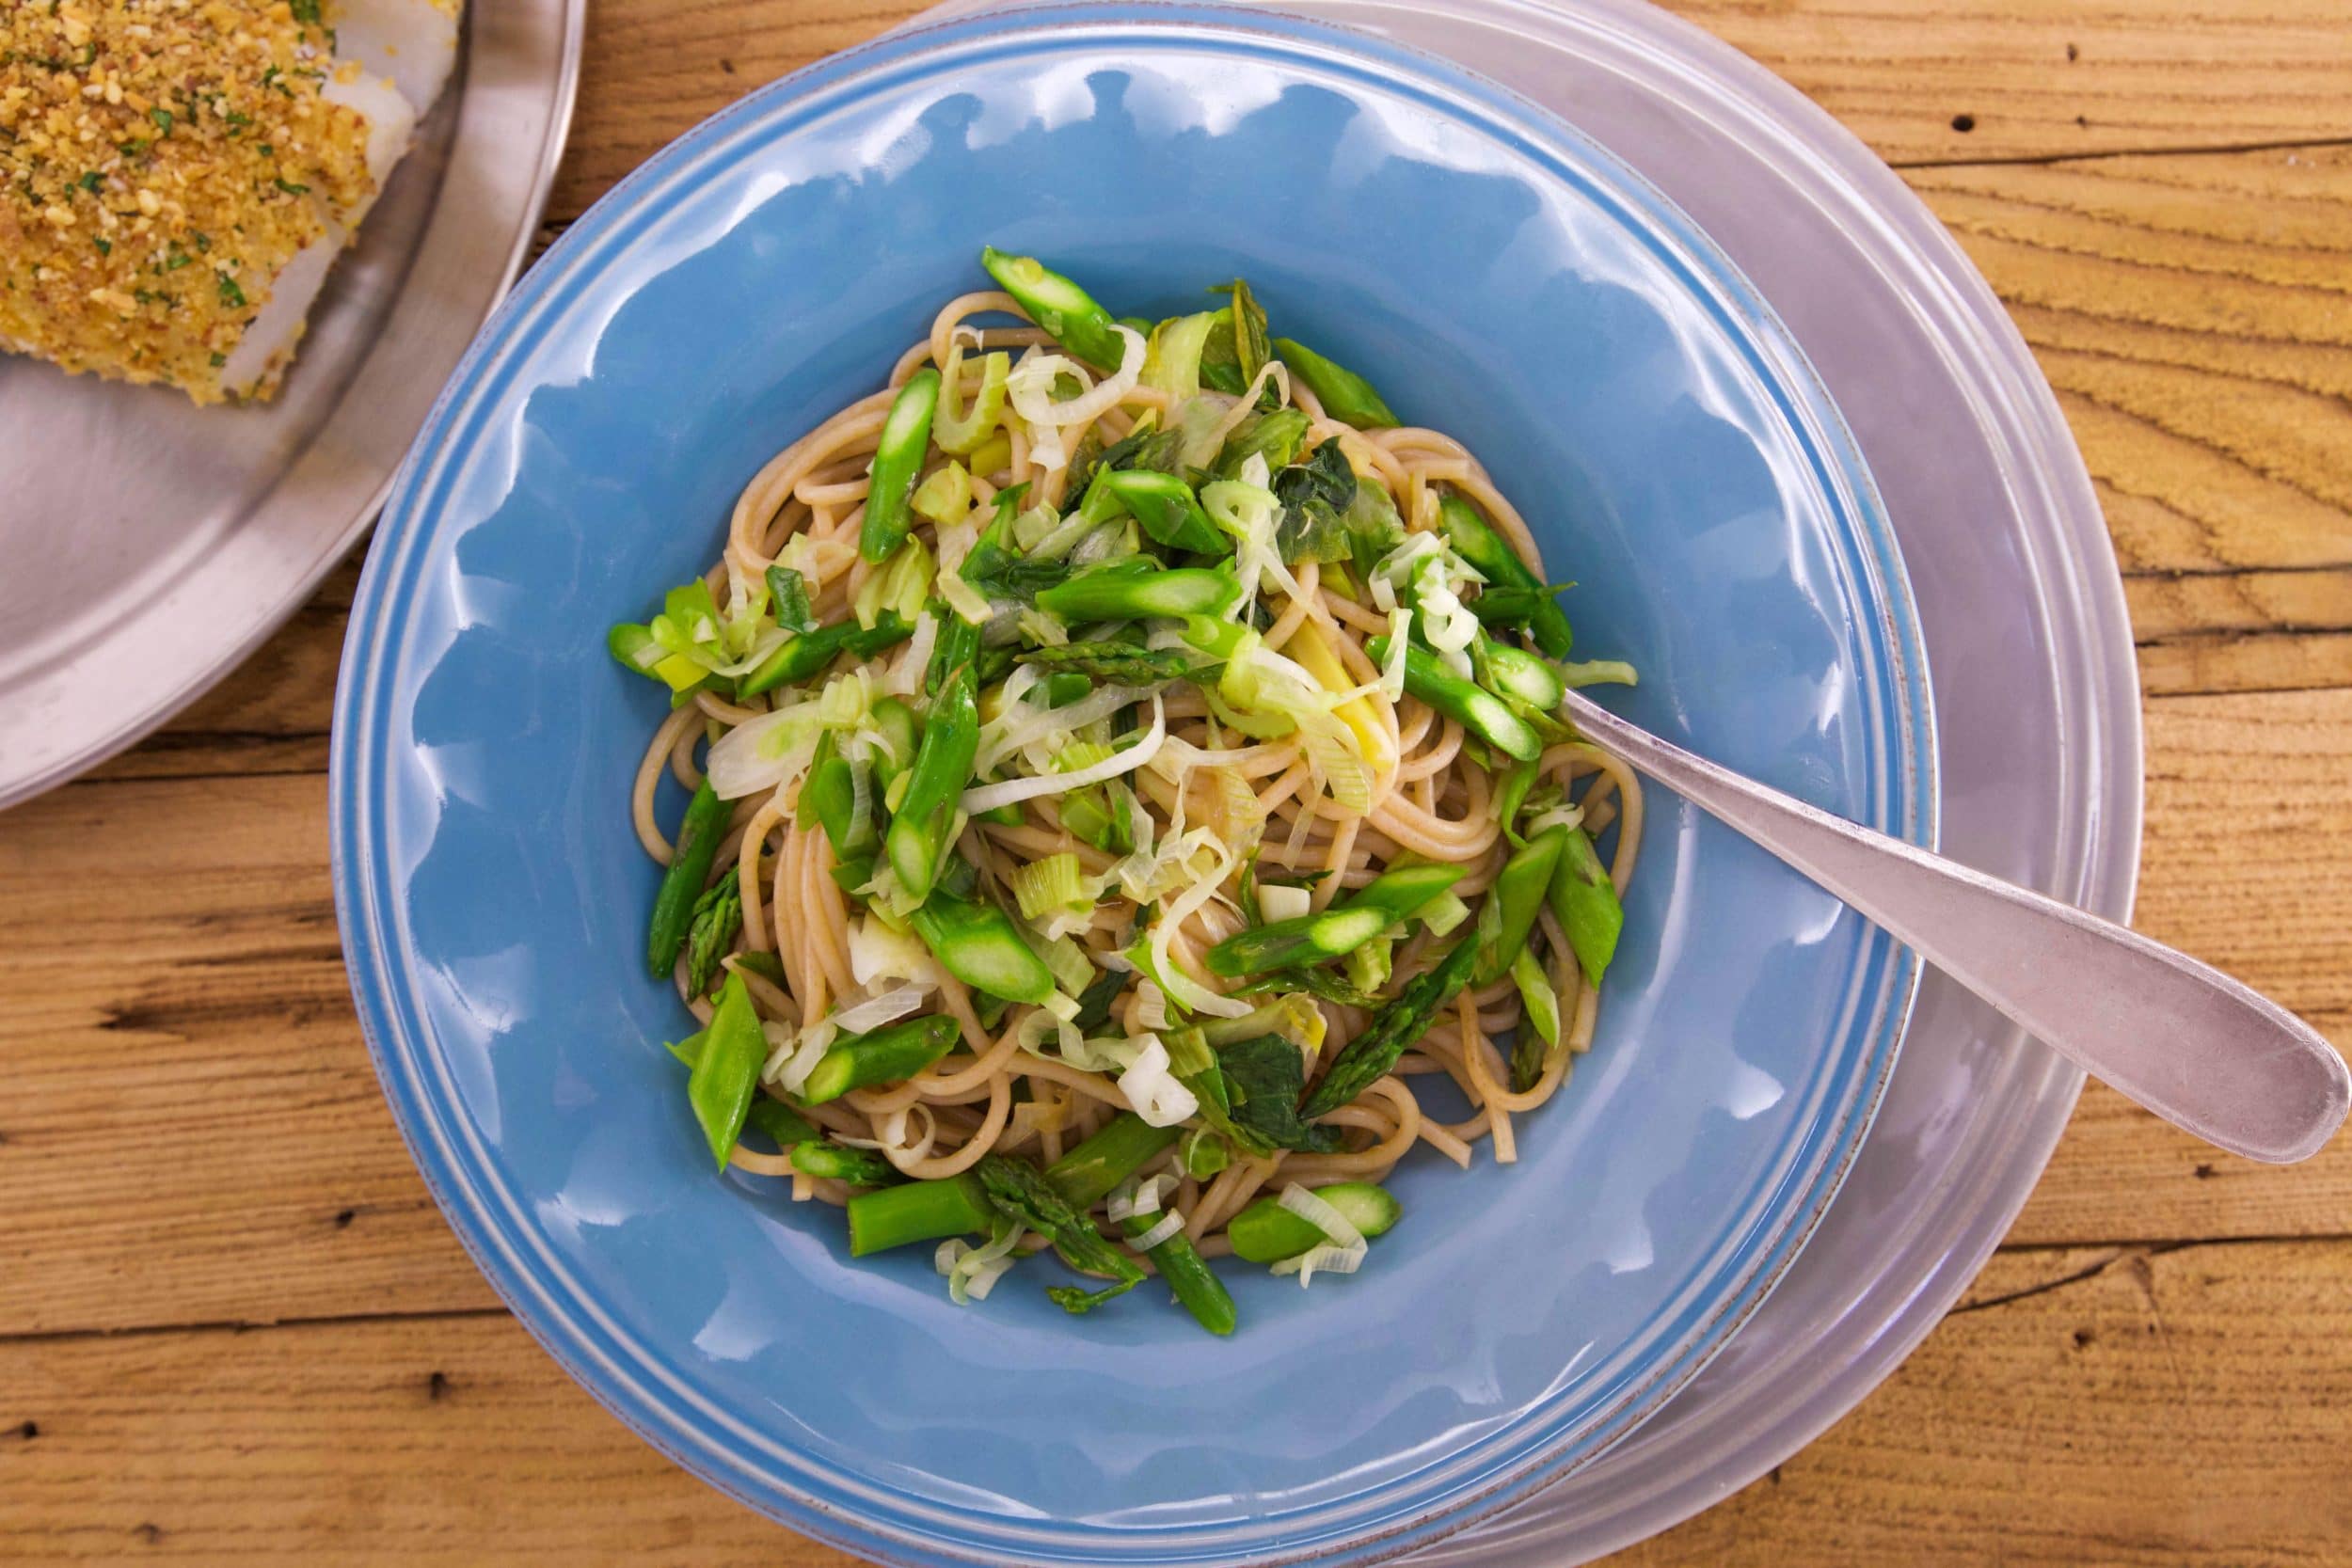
[1892,133,2352,170]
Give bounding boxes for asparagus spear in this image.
[979,247,1128,372]
[790,1141,901,1185]
[1015,640,1216,686]
[1040,1112,1232,1331]
[682,867,743,997]
[745,1097,818,1148]
[736,610,914,698]
[860,369,941,562]
[1179,614,1248,660]
[885,663,978,901]
[1440,493,1573,658]
[1037,562,1242,624]
[1045,1113,1181,1209]
[1495,758,1539,846]
[667,1047,808,1143]
[925,606,982,698]
[1301,936,1484,1117]
[647,779,727,978]
[1122,1212,1235,1336]
[1475,828,1566,986]
[1218,908,1394,981]
[1507,946,1561,1092]
[1475,636,1566,713]
[800,1014,962,1105]
[847,1175,993,1256]
[1230,965,1379,1008]
[1225,1181,1400,1262]
[608,622,707,694]
[1095,468,1225,553]
[909,890,1055,1005]
[1068,461,1120,527]
[801,746,879,863]
[1367,636,1544,763]
[974,1155,1146,1312]
[1206,863,1467,977]
[1271,337,1399,428]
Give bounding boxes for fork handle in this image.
[1562,690,2348,1164]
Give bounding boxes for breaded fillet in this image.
[0,0,463,404]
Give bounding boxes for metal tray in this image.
[0,0,583,808]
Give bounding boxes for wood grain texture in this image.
[5,2,2352,1563]
[549,0,924,225]
[1609,1240,2352,1566]
[4,1241,2345,1566]
[541,0,2352,198]
[0,1309,850,1567]
[0,775,494,1337]
[1908,146,2352,581]
[1667,0,2352,165]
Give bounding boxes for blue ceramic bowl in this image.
[331,7,1934,1563]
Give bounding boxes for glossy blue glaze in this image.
[331,7,1933,1564]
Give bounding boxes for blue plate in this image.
[331,7,1934,1563]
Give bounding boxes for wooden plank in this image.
[5,690,2346,1339]
[3,1239,2344,1565]
[548,0,922,226]
[2015,1074,2352,1246]
[1668,0,2352,166]
[1611,1240,2352,1566]
[0,1310,852,1567]
[541,0,2352,213]
[0,776,496,1337]
[6,5,2350,1564]
[2135,689,2352,1025]
[1907,145,2352,576]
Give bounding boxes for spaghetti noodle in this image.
[611,249,1642,1334]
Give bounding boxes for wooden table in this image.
[5,2,2349,1561]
